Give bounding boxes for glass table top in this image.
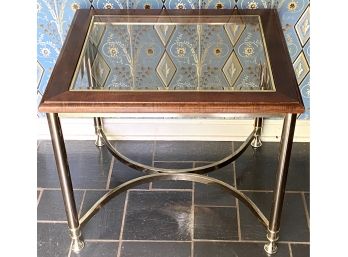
[70,15,275,92]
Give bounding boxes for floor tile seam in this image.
[37,189,44,207]
[37,188,109,191]
[288,243,294,257]
[232,142,237,190]
[37,220,67,223]
[133,188,193,192]
[288,242,310,245]
[121,240,192,243]
[191,181,195,257]
[94,239,304,244]
[67,240,73,257]
[236,199,242,241]
[301,192,310,230]
[106,157,115,190]
[154,159,229,163]
[194,204,237,208]
[84,239,120,242]
[238,189,310,193]
[149,141,156,190]
[193,239,309,244]
[232,142,242,241]
[35,187,309,193]
[279,241,310,244]
[150,186,193,191]
[78,190,87,218]
[193,239,267,243]
[154,161,212,164]
[116,190,130,257]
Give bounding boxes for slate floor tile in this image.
[122,191,192,240]
[235,142,309,191]
[152,162,194,189]
[109,160,149,189]
[154,141,233,162]
[113,140,154,164]
[37,190,84,221]
[194,242,291,257]
[37,140,309,257]
[37,223,71,257]
[304,193,310,215]
[194,206,238,240]
[194,163,236,206]
[79,190,126,240]
[120,242,191,257]
[291,244,310,257]
[239,192,309,242]
[70,241,118,257]
[109,141,154,189]
[37,141,112,189]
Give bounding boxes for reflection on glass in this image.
[70,15,275,92]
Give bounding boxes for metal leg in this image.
[264,113,297,254]
[47,113,84,253]
[94,117,104,147]
[251,117,263,148]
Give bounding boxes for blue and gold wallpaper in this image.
[37,0,310,119]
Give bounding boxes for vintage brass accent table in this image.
[39,9,304,255]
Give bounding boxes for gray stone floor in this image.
[37,140,309,257]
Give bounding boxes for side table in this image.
[39,9,304,255]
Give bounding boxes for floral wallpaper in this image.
[72,17,274,91]
[37,0,310,119]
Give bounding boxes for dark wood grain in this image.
[39,9,304,114]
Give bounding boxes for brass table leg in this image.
[47,113,84,253]
[251,117,263,148]
[264,113,297,254]
[94,117,104,147]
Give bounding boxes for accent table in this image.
[39,9,304,255]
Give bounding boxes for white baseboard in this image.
[37,117,309,142]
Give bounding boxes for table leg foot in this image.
[94,117,104,147]
[264,229,279,254]
[264,241,277,255]
[251,117,263,148]
[95,134,104,147]
[70,227,84,253]
[251,136,262,148]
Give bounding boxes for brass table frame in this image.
[40,9,304,255]
[47,113,296,255]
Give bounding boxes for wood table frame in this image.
[39,9,304,255]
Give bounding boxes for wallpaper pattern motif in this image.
[37,0,310,119]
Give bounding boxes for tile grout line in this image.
[194,204,237,208]
[154,160,212,163]
[288,243,294,257]
[116,190,130,257]
[78,190,87,218]
[134,188,193,192]
[236,199,242,241]
[37,220,67,224]
[232,142,242,241]
[67,241,73,257]
[122,240,192,243]
[37,189,44,207]
[238,189,310,194]
[301,192,310,230]
[149,140,156,190]
[106,157,115,190]
[191,167,195,257]
[192,239,310,244]
[84,239,119,242]
[38,187,309,194]
[114,238,309,244]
